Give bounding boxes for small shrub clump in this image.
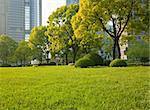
[75,53,103,68]
[84,53,103,66]
[103,60,111,66]
[75,57,94,68]
[109,59,127,67]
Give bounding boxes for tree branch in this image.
[118,1,134,38]
[95,12,115,39]
[111,16,117,37]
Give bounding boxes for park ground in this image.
[0,66,149,110]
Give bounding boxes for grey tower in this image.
[66,0,79,5]
[0,0,42,42]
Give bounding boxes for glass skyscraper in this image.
[0,0,42,42]
[66,0,79,5]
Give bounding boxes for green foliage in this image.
[75,57,94,68]
[29,26,49,62]
[127,0,149,36]
[75,53,103,68]
[0,35,17,64]
[127,40,149,64]
[84,53,103,66]
[103,60,111,66]
[0,66,149,110]
[0,64,11,67]
[46,4,80,63]
[71,13,103,53]
[77,0,147,59]
[14,41,32,65]
[109,59,127,67]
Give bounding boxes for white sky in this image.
[42,0,66,25]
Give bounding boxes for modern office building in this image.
[0,0,42,42]
[66,0,79,5]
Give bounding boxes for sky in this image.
[42,0,66,25]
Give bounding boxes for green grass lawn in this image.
[0,66,149,110]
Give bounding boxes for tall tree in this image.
[0,35,17,64]
[14,41,31,66]
[46,4,79,64]
[78,0,145,59]
[29,26,49,63]
[71,13,104,54]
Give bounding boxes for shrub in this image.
[103,60,111,66]
[49,62,56,65]
[38,62,56,66]
[75,57,94,68]
[0,64,11,67]
[84,53,103,66]
[109,59,127,67]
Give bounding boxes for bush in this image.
[75,53,104,68]
[84,53,103,66]
[38,62,56,66]
[49,62,56,65]
[103,60,111,66]
[75,57,94,68]
[109,59,127,67]
[0,64,11,67]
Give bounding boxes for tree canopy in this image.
[29,26,49,63]
[76,0,148,59]
[14,40,32,66]
[46,4,79,63]
[0,35,17,64]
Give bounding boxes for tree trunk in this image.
[116,40,121,59]
[72,46,79,63]
[21,60,22,66]
[73,50,77,63]
[113,39,117,60]
[65,53,68,65]
[23,55,26,66]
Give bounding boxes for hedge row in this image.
[75,53,127,68]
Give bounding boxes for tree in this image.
[29,26,49,63]
[14,41,31,66]
[127,40,149,64]
[78,0,145,59]
[46,4,79,64]
[0,35,17,64]
[127,0,149,37]
[71,13,103,54]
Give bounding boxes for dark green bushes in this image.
[84,53,103,66]
[0,64,11,67]
[75,53,103,68]
[75,57,94,68]
[109,59,127,67]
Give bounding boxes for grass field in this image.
[0,66,149,110]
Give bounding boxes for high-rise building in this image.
[0,0,42,42]
[66,0,79,5]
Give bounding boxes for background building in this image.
[0,0,42,42]
[66,0,79,5]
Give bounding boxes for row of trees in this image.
[0,35,31,66]
[45,0,148,63]
[0,1,149,66]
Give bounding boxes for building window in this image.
[25,6,30,30]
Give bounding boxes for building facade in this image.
[0,0,42,42]
[66,0,79,5]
